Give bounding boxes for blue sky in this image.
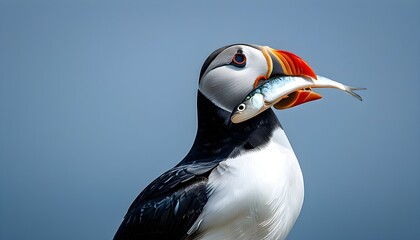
[1,0,419,239]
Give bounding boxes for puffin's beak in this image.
[257,46,323,109]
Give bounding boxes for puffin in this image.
[114,44,326,240]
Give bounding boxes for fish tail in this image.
[343,86,366,101]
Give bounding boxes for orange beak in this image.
[256,46,322,109]
[273,89,322,109]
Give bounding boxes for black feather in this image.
[113,91,280,240]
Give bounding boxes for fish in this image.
[230,75,365,124]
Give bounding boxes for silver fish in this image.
[230,75,365,124]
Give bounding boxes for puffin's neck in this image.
[178,91,282,165]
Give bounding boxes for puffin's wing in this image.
[113,162,218,240]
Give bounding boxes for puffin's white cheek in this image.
[200,68,256,112]
[199,47,269,112]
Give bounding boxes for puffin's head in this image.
[199,44,320,112]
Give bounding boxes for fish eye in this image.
[231,52,246,68]
[237,103,246,111]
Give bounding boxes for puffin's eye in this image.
[237,103,246,111]
[231,52,246,68]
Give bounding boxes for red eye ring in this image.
[232,53,246,67]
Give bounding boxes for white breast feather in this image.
[189,128,304,240]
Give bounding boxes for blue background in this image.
[1,0,419,239]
